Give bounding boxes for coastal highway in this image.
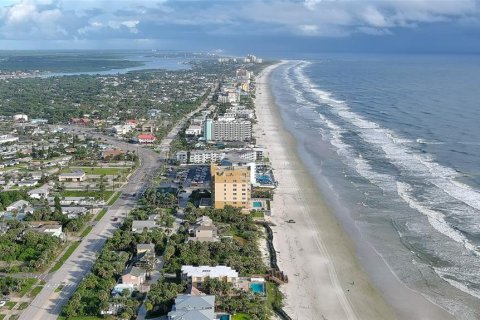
[19,132,161,320]
[19,97,212,320]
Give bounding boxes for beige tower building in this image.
[211,164,251,210]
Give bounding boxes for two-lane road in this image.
[20,99,210,320]
[19,135,161,320]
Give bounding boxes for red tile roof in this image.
[138,134,156,140]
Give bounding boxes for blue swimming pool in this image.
[253,201,262,208]
[218,315,230,320]
[249,282,265,294]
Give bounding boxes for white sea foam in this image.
[397,182,477,253]
[434,267,480,300]
[289,61,480,255]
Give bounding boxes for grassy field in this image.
[266,282,283,312]
[19,278,38,297]
[232,314,250,320]
[61,167,129,175]
[251,211,265,219]
[57,316,104,320]
[3,301,16,310]
[79,226,93,238]
[50,242,80,272]
[60,190,114,200]
[17,302,29,310]
[28,281,45,299]
[93,208,107,222]
[107,191,121,205]
[0,164,27,172]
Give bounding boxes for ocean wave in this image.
[434,267,480,300]
[292,61,480,223]
[417,138,445,145]
[396,182,477,254]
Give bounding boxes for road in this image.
[19,94,212,320]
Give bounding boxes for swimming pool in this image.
[249,282,265,294]
[253,201,262,208]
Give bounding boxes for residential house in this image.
[141,122,156,133]
[181,265,238,288]
[132,220,158,233]
[187,216,218,242]
[6,200,30,212]
[167,294,215,320]
[121,266,146,288]
[135,243,156,268]
[28,185,50,199]
[27,222,64,238]
[17,180,38,188]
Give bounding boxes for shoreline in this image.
[254,62,455,319]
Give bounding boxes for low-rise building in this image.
[17,180,38,188]
[28,185,50,199]
[58,170,86,182]
[27,222,64,238]
[0,135,19,144]
[181,265,238,287]
[141,122,156,133]
[132,220,158,233]
[187,216,218,242]
[121,266,147,288]
[185,125,202,136]
[137,134,156,144]
[168,294,215,320]
[6,200,31,212]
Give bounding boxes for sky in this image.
[0,0,479,55]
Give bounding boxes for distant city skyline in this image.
[0,0,479,55]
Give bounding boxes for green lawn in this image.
[79,226,93,238]
[93,209,107,222]
[19,278,38,297]
[28,284,44,298]
[266,282,283,311]
[60,190,114,200]
[50,242,80,272]
[17,302,29,310]
[61,167,129,175]
[107,191,121,205]
[0,164,26,172]
[3,301,16,310]
[0,314,5,319]
[57,316,104,320]
[251,211,265,219]
[232,314,250,320]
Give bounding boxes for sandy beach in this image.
[254,62,456,320]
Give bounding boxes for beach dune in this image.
[254,62,455,320]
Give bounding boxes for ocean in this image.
[269,55,480,319]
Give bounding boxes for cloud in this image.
[0,0,478,45]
